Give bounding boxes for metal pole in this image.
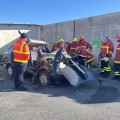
[73,20,76,38]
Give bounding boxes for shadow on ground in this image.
[42,82,120,104]
[0,76,120,105]
[86,86,120,104]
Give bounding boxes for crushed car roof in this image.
[29,39,48,46]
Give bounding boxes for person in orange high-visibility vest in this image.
[77,35,92,50]
[112,35,120,80]
[99,37,114,78]
[13,33,30,91]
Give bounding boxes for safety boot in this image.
[15,86,27,91]
[111,76,119,80]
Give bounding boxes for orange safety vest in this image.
[13,38,30,63]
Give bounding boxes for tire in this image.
[7,65,14,77]
[38,71,51,87]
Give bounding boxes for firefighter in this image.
[51,38,64,52]
[99,37,114,78]
[112,35,120,80]
[77,35,92,50]
[68,38,78,57]
[13,33,30,91]
[77,47,95,68]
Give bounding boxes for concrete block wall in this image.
[42,21,74,43]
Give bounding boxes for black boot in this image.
[111,76,119,80]
[99,72,103,75]
[15,86,27,91]
[102,72,110,78]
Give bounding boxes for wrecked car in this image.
[2,39,100,89]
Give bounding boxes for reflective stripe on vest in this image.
[70,48,76,49]
[87,57,95,63]
[13,50,29,54]
[117,48,120,50]
[14,59,28,63]
[80,46,86,49]
[100,46,109,54]
[114,61,120,64]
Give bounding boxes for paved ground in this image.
[0,66,120,120]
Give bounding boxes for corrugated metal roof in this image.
[0,22,43,26]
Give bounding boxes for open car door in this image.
[53,48,100,89]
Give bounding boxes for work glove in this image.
[106,54,112,60]
[103,57,109,62]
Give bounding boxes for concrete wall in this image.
[43,12,120,43]
[42,21,74,43]
[0,24,41,54]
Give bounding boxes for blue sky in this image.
[0,0,120,25]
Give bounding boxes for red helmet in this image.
[116,35,120,41]
[79,35,84,40]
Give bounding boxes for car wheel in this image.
[7,65,14,77]
[38,71,51,87]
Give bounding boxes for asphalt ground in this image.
[0,66,120,120]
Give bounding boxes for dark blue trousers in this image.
[14,62,27,88]
[114,63,120,78]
